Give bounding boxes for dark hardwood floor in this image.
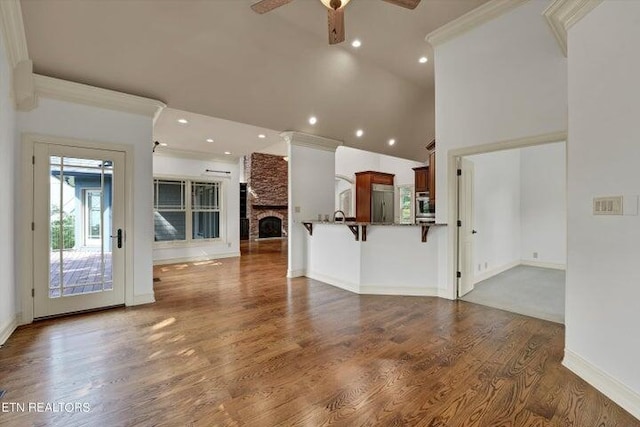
[0,240,637,426]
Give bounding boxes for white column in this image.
[281,132,342,278]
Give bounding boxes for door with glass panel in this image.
[33,143,125,318]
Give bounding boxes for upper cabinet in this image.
[413,166,429,193]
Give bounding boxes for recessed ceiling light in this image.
[206,138,214,143]
[224,151,231,155]
[308,116,317,125]
[351,39,362,48]
[419,56,428,64]
[388,139,396,146]
[177,118,188,124]
[159,142,168,147]
[258,134,266,139]
[356,129,364,138]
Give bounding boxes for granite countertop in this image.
[303,220,446,227]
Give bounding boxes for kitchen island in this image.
[302,220,447,296]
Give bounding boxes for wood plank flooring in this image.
[0,240,637,426]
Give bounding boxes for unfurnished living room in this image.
[1,0,639,425]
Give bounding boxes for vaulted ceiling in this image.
[20,0,488,161]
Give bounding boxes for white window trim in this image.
[153,175,225,248]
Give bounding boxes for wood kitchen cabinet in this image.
[413,166,429,193]
[428,150,436,208]
[355,171,395,222]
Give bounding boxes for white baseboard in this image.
[359,285,441,297]
[307,271,443,297]
[287,269,307,278]
[306,271,359,293]
[0,314,19,346]
[563,349,640,420]
[153,252,240,266]
[131,293,156,306]
[521,260,566,270]
[472,260,520,285]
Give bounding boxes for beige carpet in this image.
[461,265,565,323]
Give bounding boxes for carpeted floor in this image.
[461,265,565,323]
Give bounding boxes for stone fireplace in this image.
[244,153,288,240]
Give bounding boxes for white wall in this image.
[566,0,640,413]
[467,149,521,280]
[0,27,17,343]
[335,146,423,186]
[520,142,566,265]
[307,223,442,296]
[288,142,337,277]
[17,98,156,304]
[432,0,567,297]
[152,153,240,263]
[434,0,567,223]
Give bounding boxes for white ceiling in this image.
[154,107,287,158]
[20,0,489,161]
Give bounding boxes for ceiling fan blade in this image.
[328,8,345,45]
[381,0,421,10]
[251,0,294,14]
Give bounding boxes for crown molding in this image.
[543,0,603,57]
[280,131,343,152]
[34,74,166,119]
[0,0,28,68]
[425,0,529,47]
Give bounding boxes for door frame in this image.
[446,131,568,300]
[20,133,135,324]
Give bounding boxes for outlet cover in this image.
[594,196,623,215]
[533,252,538,259]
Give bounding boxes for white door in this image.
[458,157,475,297]
[33,143,126,318]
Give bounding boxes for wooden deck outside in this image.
[49,249,112,297]
[0,240,637,426]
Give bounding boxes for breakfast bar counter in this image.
[303,220,447,296]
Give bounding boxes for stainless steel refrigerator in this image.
[371,184,394,223]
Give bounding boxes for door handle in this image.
[472,230,478,234]
[110,229,123,248]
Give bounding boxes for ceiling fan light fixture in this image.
[320,0,351,10]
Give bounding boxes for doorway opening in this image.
[455,140,567,323]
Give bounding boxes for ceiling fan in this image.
[251,0,422,45]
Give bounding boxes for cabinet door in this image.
[428,151,436,205]
[415,169,428,192]
[356,173,372,222]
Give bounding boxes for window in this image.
[191,182,220,239]
[153,178,222,243]
[397,185,414,224]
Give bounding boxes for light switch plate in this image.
[593,196,623,215]
[294,206,301,213]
